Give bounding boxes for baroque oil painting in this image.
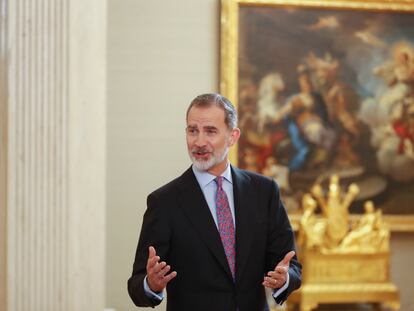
[222,1,414,228]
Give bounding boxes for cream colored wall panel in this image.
[67,0,106,310]
[107,1,219,310]
[390,233,414,310]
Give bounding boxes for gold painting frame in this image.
[220,0,414,231]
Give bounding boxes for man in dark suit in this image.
[128,93,301,311]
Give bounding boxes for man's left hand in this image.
[262,251,295,289]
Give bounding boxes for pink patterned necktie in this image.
[215,176,236,279]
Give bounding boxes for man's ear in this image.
[228,128,241,146]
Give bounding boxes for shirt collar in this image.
[192,163,233,189]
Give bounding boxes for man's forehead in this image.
[187,106,226,124]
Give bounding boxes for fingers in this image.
[269,267,287,277]
[146,246,160,271]
[146,246,177,292]
[263,251,294,290]
[153,262,175,280]
[153,261,167,274]
[274,266,288,274]
[263,268,287,288]
[277,250,295,267]
[149,246,156,258]
[164,270,178,283]
[262,275,285,289]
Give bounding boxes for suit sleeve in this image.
[127,193,171,307]
[266,179,302,304]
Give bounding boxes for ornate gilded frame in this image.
[220,0,414,231]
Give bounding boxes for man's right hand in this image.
[146,246,177,293]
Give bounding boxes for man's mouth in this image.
[192,148,211,160]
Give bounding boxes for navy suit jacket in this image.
[128,166,301,311]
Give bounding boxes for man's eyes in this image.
[206,129,217,135]
[187,127,217,135]
[187,127,198,134]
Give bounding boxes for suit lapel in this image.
[232,166,255,283]
[177,167,234,280]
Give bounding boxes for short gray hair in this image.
[186,93,238,129]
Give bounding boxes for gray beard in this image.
[189,147,229,171]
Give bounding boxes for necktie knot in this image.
[215,176,223,188]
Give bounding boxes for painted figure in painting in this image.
[361,41,414,182]
[272,67,336,170]
[236,7,414,215]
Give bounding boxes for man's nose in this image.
[194,132,207,147]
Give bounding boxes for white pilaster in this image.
[0,0,8,309]
[2,0,106,310]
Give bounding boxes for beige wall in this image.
[390,233,414,310]
[106,1,414,311]
[106,1,219,310]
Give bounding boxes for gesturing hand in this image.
[263,251,295,289]
[146,246,177,293]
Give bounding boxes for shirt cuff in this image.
[143,275,164,301]
[272,272,290,304]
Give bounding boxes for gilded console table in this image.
[288,251,400,311]
[288,175,400,311]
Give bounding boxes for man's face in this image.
[186,105,240,175]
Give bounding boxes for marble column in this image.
[0,0,106,310]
